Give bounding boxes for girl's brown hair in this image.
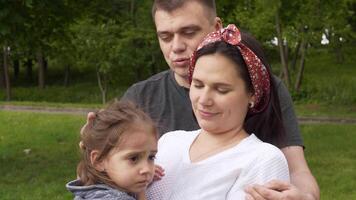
[77,100,158,187]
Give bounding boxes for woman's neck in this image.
[189,126,249,163]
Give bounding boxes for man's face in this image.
[154,1,221,87]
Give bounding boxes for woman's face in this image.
[190,53,254,134]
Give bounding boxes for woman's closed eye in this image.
[193,83,204,89]
[192,80,204,89]
[216,87,230,94]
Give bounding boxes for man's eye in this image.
[159,34,172,42]
[184,30,196,36]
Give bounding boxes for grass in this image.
[0,111,83,200]
[294,103,356,118]
[0,110,355,199]
[302,124,356,200]
[0,83,128,104]
[0,100,101,109]
[270,46,356,106]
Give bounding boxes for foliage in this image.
[218,0,355,91]
[0,0,355,103]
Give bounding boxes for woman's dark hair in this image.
[77,100,158,187]
[194,32,286,147]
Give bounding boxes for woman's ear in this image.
[249,95,256,108]
[90,150,105,172]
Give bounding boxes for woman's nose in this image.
[198,89,213,106]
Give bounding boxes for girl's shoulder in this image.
[66,179,136,200]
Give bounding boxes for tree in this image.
[0,0,30,100]
[73,19,123,104]
[22,0,78,88]
[220,0,355,93]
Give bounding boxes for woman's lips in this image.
[198,110,218,119]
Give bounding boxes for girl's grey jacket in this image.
[66,179,136,200]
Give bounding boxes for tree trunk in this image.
[275,12,290,87]
[291,40,301,72]
[96,67,107,104]
[284,40,289,69]
[26,58,33,82]
[64,64,70,87]
[334,40,344,63]
[294,38,307,92]
[43,56,48,77]
[130,0,136,25]
[0,55,4,88]
[13,59,20,80]
[37,51,45,89]
[3,46,11,101]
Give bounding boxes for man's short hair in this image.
[152,0,216,21]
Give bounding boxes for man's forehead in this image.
[154,2,212,31]
[155,14,206,33]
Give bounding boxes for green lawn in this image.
[0,111,355,199]
[0,111,83,199]
[301,124,356,200]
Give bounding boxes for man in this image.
[121,0,319,199]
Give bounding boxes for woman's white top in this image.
[147,130,289,200]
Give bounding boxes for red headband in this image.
[189,24,270,113]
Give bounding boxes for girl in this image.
[66,101,159,200]
[147,24,290,199]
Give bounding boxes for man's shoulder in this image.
[129,70,171,90]
[122,70,172,101]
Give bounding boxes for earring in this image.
[249,102,255,108]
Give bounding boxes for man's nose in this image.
[171,35,186,53]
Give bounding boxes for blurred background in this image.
[0,0,355,199]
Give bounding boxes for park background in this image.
[0,0,355,199]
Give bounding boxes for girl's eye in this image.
[129,155,139,163]
[149,154,156,161]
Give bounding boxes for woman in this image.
[147,24,289,199]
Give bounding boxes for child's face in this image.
[100,128,157,193]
